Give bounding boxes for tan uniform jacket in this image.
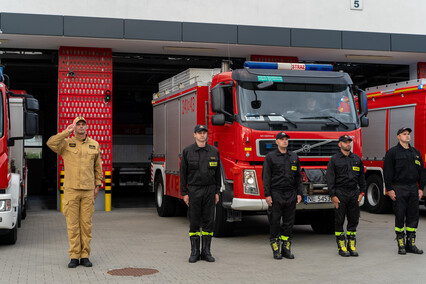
[47,130,103,190]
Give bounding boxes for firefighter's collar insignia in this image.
[89,145,96,149]
[69,143,76,147]
[210,156,216,160]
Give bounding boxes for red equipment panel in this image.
[57,47,113,209]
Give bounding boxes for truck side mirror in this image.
[360,116,369,127]
[357,89,368,117]
[211,113,225,126]
[25,112,39,138]
[211,86,225,113]
[25,98,39,112]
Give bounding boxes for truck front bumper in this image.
[230,198,335,211]
[0,210,17,230]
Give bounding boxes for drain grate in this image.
[107,267,159,277]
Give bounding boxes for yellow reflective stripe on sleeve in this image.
[189,232,201,236]
[395,227,404,232]
[406,227,417,232]
[352,166,360,171]
[202,231,214,236]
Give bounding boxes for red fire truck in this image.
[362,79,426,213]
[151,61,369,236]
[0,67,39,244]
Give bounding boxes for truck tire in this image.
[154,175,176,217]
[17,204,22,228]
[1,225,18,245]
[213,194,236,237]
[310,209,334,234]
[365,175,392,214]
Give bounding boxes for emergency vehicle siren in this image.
[244,61,333,71]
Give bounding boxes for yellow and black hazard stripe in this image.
[60,171,65,212]
[105,171,112,212]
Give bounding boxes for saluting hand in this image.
[66,122,76,134]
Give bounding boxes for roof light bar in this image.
[244,61,333,71]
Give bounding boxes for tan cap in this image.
[73,116,87,124]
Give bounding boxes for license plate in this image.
[305,195,332,203]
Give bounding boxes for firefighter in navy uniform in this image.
[326,135,366,257]
[383,127,425,255]
[180,125,221,263]
[262,132,303,260]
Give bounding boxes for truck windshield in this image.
[238,82,358,126]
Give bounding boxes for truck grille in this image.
[257,139,339,157]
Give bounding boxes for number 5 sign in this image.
[350,0,363,10]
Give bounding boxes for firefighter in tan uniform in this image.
[47,117,103,268]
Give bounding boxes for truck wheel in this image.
[1,225,18,245]
[213,194,236,237]
[365,175,392,214]
[310,209,334,234]
[154,175,176,217]
[17,204,22,228]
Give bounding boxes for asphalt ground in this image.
[0,205,425,283]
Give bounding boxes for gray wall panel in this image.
[238,25,290,46]
[183,22,237,44]
[64,16,123,39]
[342,31,390,51]
[125,19,181,41]
[392,34,426,53]
[0,13,62,36]
[292,29,341,49]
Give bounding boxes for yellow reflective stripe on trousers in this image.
[280,235,289,241]
[395,227,404,232]
[202,231,214,236]
[347,231,357,236]
[189,232,201,236]
[335,232,344,236]
[406,227,417,232]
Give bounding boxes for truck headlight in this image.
[243,170,259,195]
[0,200,11,211]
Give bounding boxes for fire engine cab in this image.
[151,61,369,236]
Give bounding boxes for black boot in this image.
[336,234,350,257]
[406,233,423,254]
[68,259,79,268]
[270,238,282,260]
[346,235,359,257]
[281,238,295,259]
[80,258,93,267]
[201,235,215,262]
[189,235,201,263]
[396,232,406,255]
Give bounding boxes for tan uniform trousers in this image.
[63,188,95,259]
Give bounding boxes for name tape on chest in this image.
[69,143,76,148]
[209,162,218,167]
[352,166,360,171]
[89,145,96,149]
[415,160,421,166]
[291,165,297,171]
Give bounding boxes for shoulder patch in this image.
[69,143,76,147]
